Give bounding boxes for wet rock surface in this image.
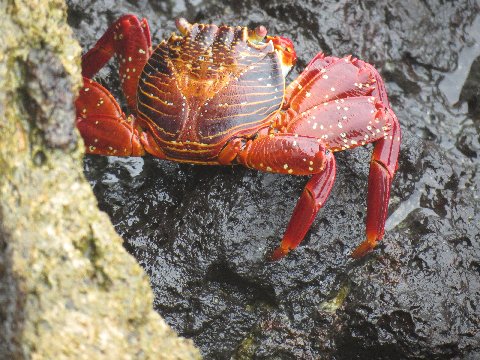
[68,0,480,358]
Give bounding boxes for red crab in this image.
[76,15,400,260]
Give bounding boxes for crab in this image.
[76,15,401,260]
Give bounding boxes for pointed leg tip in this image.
[270,247,289,261]
[351,241,376,259]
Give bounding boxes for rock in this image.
[0,1,200,359]
[70,0,480,358]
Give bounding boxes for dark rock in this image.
[23,48,78,149]
[69,0,480,358]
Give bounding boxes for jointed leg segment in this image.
[269,52,401,259]
[271,152,336,260]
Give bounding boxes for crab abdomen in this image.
[136,23,284,162]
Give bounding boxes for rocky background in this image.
[0,1,199,359]
[68,0,479,359]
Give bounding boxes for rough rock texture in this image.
[0,1,200,359]
[69,0,480,359]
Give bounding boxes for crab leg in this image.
[219,133,336,259]
[219,134,328,176]
[271,153,336,260]
[76,77,146,156]
[81,14,152,110]
[352,109,400,258]
[272,53,401,259]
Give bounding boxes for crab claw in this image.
[266,35,297,76]
[175,18,193,35]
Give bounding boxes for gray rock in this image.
[71,0,480,358]
[0,1,200,359]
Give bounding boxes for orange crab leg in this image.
[271,152,336,260]
[219,133,336,259]
[81,14,152,110]
[76,77,146,156]
[219,134,328,175]
[352,109,400,258]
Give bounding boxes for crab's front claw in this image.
[76,77,145,156]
